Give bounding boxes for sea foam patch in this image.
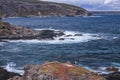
[5,62,24,75]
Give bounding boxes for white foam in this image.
[83,15,102,18]
[1,47,21,52]
[5,62,24,75]
[6,29,102,44]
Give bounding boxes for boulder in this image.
[106,67,119,72]
[9,61,106,80]
[59,38,65,40]
[0,67,21,80]
[104,72,120,80]
[74,34,83,36]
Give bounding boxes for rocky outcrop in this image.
[0,21,65,41]
[0,67,21,80]
[9,61,105,80]
[0,0,91,18]
[104,72,120,80]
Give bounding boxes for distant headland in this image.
[0,0,91,18]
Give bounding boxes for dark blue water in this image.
[0,15,120,73]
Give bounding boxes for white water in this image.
[5,29,102,44]
[4,62,24,75]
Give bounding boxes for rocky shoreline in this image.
[0,62,120,80]
[0,21,65,41]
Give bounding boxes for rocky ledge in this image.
[0,67,21,80]
[9,61,105,80]
[0,62,120,80]
[0,0,91,18]
[0,21,65,41]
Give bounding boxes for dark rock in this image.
[0,0,91,18]
[104,72,120,80]
[70,38,74,40]
[74,34,83,36]
[0,21,65,40]
[0,67,21,80]
[106,67,119,72]
[59,38,65,40]
[65,35,72,37]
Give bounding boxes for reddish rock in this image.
[9,61,106,80]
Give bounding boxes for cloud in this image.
[41,0,120,10]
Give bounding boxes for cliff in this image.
[0,0,91,18]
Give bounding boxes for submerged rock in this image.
[9,61,105,80]
[0,67,21,80]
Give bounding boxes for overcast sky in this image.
[41,0,120,11]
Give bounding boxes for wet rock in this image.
[0,21,65,40]
[0,67,21,80]
[65,35,72,37]
[70,38,74,40]
[59,38,65,40]
[74,34,83,36]
[104,72,120,80]
[9,61,106,80]
[106,67,119,72]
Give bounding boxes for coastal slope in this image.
[0,0,91,18]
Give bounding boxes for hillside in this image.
[0,0,91,18]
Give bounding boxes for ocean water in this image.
[0,14,120,74]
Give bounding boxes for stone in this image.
[59,38,65,40]
[74,34,83,36]
[104,72,120,80]
[0,67,21,80]
[9,61,106,80]
[106,67,119,72]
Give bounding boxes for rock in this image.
[104,72,120,80]
[70,38,74,40]
[65,35,72,37]
[0,0,91,18]
[74,34,83,36]
[0,67,21,80]
[9,61,105,80]
[106,67,119,72]
[0,21,65,40]
[59,38,65,40]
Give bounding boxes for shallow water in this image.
[1,14,120,74]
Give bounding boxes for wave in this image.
[4,62,24,75]
[5,29,102,44]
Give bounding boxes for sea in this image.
[0,14,120,75]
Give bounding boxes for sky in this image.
[41,0,120,11]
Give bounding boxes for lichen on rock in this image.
[9,61,106,80]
